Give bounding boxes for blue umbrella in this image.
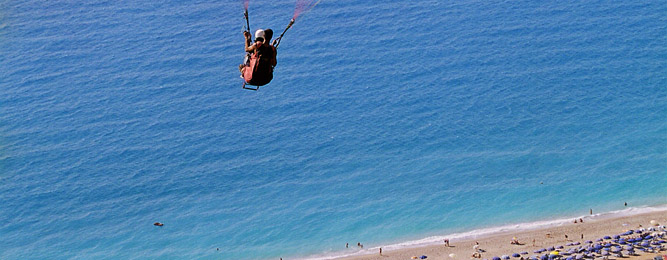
[604,236,612,240]
[557,245,564,249]
[613,235,620,239]
[420,255,427,259]
[493,256,501,260]
[502,255,510,260]
[547,247,555,251]
[534,250,543,253]
[521,252,529,255]
[513,253,521,258]
[586,240,593,243]
[540,254,549,260]
[575,254,583,260]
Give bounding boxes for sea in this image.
[1,0,665,259]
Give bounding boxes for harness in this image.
[241,11,294,91]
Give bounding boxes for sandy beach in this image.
[337,208,667,260]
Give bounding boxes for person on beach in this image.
[444,239,450,247]
[590,208,592,215]
[579,218,583,223]
[379,247,382,255]
[532,238,535,246]
[346,243,348,248]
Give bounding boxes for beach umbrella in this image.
[534,250,542,253]
[596,238,603,242]
[512,253,521,258]
[420,255,427,259]
[547,246,555,251]
[604,236,611,240]
[557,245,564,249]
[575,254,583,260]
[573,242,580,245]
[613,235,620,239]
[521,252,528,255]
[502,255,510,260]
[540,254,548,260]
[529,256,539,260]
[550,251,559,255]
[585,240,593,243]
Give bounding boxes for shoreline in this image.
[298,204,667,260]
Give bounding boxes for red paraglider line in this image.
[293,0,321,20]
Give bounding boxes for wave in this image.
[297,204,667,260]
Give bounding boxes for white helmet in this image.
[254,29,265,41]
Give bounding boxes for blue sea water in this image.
[1,0,666,259]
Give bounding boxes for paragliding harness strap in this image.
[241,9,259,90]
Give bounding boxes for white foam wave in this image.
[297,204,667,260]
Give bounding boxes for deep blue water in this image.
[1,0,666,259]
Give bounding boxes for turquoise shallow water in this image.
[1,0,666,259]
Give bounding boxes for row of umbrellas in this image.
[481,227,666,260]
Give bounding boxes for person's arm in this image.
[243,31,255,52]
[271,46,277,67]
